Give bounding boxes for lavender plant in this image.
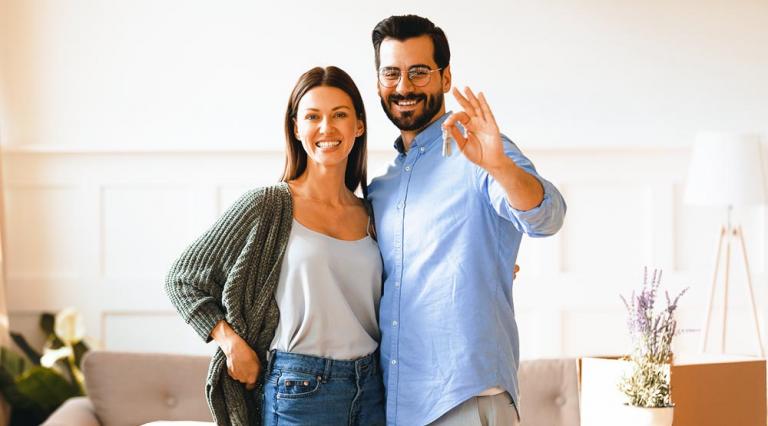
[618,268,688,408]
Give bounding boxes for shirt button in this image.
[419,147,426,153]
[391,359,397,365]
[392,321,398,327]
[397,202,404,209]
[395,282,400,288]
[404,165,411,172]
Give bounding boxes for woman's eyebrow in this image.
[301,105,352,112]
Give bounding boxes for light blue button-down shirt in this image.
[368,113,566,425]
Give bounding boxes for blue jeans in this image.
[262,350,385,426]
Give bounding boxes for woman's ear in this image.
[293,119,301,141]
[356,120,365,137]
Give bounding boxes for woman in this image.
[165,66,385,426]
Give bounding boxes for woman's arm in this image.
[165,188,265,341]
[210,319,261,390]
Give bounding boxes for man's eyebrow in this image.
[380,64,431,70]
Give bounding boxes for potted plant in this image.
[0,308,90,426]
[618,268,687,426]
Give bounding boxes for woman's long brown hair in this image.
[281,66,368,197]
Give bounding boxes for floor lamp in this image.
[684,132,766,357]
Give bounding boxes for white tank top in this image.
[269,219,382,360]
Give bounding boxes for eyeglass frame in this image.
[377,66,444,88]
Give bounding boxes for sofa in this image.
[43,351,580,426]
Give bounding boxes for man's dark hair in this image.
[372,15,450,71]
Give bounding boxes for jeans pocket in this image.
[276,371,322,399]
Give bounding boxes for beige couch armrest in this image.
[42,396,100,426]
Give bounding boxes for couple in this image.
[166,14,566,426]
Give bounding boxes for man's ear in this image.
[442,65,452,93]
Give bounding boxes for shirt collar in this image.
[393,112,452,155]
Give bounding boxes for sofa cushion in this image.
[83,351,213,426]
[518,358,580,426]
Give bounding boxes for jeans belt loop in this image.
[368,351,376,375]
[266,349,277,374]
[322,358,332,383]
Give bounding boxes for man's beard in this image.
[381,91,443,132]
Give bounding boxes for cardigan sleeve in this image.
[165,188,266,342]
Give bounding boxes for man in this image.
[367,15,567,426]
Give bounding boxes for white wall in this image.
[1,1,767,359]
[2,0,767,151]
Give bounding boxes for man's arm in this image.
[479,137,566,236]
[444,86,565,235]
[484,155,544,211]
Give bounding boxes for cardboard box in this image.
[580,354,766,426]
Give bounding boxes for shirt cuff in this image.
[504,177,564,237]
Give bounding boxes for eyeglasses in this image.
[378,66,443,88]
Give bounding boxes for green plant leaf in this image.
[40,313,55,337]
[15,366,81,414]
[1,380,34,413]
[9,332,41,365]
[46,334,65,350]
[0,347,32,378]
[73,340,89,368]
[0,349,35,411]
[0,361,25,407]
[0,361,83,422]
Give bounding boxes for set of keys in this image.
[441,126,453,157]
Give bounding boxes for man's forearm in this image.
[485,156,544,211]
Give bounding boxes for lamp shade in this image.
[684,132,767,206]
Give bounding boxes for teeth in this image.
[316,141,341,148]
[397,100,418,106]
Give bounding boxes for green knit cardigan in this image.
[165,183,293,425]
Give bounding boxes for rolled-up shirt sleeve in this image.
[476,135,566,237]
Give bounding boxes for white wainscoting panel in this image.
[102,311,216,355]
[101,185,195,282]
[560,182,652,273]
[5,185,90,280]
